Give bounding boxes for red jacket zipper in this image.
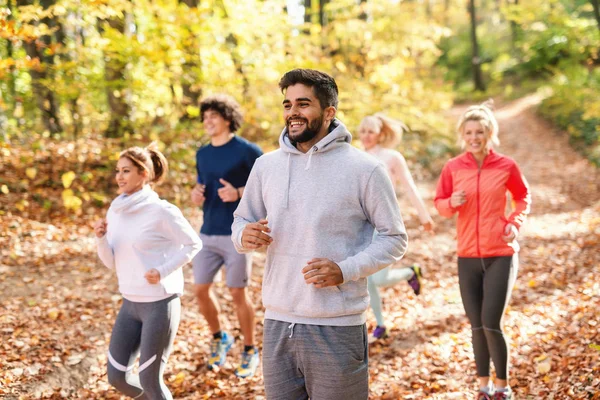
[474,153,487,258]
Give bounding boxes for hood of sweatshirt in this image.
[278,119,352,208]
[109,185,159,214]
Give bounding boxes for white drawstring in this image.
[304,146,317,170]
[283,153,291,209]
[288,323,296,338]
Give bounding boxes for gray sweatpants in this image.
[107,295,181,399]
[262,319,369,400]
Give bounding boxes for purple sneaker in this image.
[372,325,389,339]
[494,388,512,399]
[407,264,423,296]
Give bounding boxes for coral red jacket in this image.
[435,150,531,258]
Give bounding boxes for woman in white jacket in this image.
[94,143,202,399]
[359,114,434,340]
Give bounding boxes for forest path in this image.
[1,94,598,399]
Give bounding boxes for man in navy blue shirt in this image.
[191,94,262,378]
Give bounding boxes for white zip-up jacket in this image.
[97,185,202,299]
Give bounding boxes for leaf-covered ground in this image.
[1,95,599,399]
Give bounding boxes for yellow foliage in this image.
[61,171,76,189]
[62,189,82,211]
[25,168,37,180]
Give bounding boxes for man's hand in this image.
[302,258,343,288]
[144,268,161,284]
[191,184,206,206]
[218,179,239,202]
[502,223,518,243]
[93,219,107,238]
[241,219,272,250]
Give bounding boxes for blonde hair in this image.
[119,142,169,185]
[358,113,408,148]
[456,99,499,150]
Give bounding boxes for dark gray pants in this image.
[107,295,181,399]
[262,319,368,400]
[458,254,518,380]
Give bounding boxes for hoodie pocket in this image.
[262,253,346,318]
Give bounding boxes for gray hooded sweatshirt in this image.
[232,119,408,326]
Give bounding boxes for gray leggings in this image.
[107,295,181,399]
[458,255,518,380]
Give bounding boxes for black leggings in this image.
[458,255,518,380]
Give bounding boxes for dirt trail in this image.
[1,95,598,399]
[367,94,600,399]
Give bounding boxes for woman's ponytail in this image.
[145,142,169,185]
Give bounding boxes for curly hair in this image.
[200,94,244,133]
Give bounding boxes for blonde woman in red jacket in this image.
[434,100,531,400]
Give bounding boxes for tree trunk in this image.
[16,0,63,133]
[179,0,202,116]
[510,0,520,53]
[444,0,451,24]
[6,0,17,102]
[468,0,486,91]
[304,0,312,24]
[358,0,368,21]
[216,0,250,101]
[53,16,83,137]
[98,16,131,138]
[319,0,327,26]
[591,0,600,36]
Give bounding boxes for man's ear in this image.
[324,106,336,123]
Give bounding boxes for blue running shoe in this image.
[207,332,234,370]
[235,346,260,378]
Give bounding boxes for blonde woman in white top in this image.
[359,114,434,340]
[94,143,202,399]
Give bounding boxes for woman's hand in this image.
[94,219,107,238]
[502,223,518,242]
[450,190,467,208]
[144,269,161,284]
[422,219,435,233]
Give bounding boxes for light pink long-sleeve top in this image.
[367,145,432,226]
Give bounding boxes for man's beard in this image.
[287,114,323,145]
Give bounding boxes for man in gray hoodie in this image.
[231,69,408,400]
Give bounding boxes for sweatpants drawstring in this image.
[288,323,296,338]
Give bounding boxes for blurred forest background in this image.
[1,0,599,399]
[1,0,599,218]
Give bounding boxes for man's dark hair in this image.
[200,94,244,133]
[278,69,339,109]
